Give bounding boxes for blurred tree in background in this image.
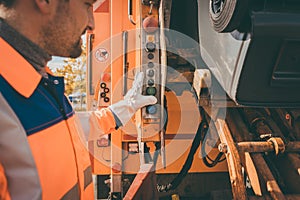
[52,45,87,111]
[54,45,86,95]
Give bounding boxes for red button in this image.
[143,16,158,33]
[101,73,111,82]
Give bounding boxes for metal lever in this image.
[148,1,154,15]
[128,0,136,25]
[122,31,128,96]
[87,33,95,96]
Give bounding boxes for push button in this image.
[145,42,156,52]
[147,69,155,77]
[147,53,154,60]
[148,79,154,86]
[148,62,154,68]
[146,87,156,95]
[146,105,157,114]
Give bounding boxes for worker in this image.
[0,0,157,199]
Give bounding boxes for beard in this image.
[41,34,83,58]
[41,22,83,58]
[42,2,83,58]
[69,38,83,58]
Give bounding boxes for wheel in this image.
[209,0,248,33]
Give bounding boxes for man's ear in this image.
[35,0,52,14]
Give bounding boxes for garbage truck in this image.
[85,0,300,199]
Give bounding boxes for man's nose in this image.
[87,8,95,31]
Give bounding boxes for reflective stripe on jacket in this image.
[0,37,115,199]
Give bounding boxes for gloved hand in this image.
[109,72,157,126]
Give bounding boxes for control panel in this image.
[140,1,161,141]
[95,72,111,108]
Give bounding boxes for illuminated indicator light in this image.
[146,105,157,114]
[146,87,156,95]
[100,82,106,88]
[148,53,154,60]
[147,35,155,42]
[147,69,155,77]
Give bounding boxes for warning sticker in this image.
[95,48,109,62]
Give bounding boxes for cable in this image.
[202,150,225,168]
[144,143,153,163]
[152,142,161,171]
[156,86,225,192]
[157,88,210,192]
[194,87,226,167]
[157,118,206,192]
[153,95,168,170]
[200,127,226,168]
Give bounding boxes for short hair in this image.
[0,0,15,8]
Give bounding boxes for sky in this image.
[48,56,66,71]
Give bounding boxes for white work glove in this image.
[109,72,157,126]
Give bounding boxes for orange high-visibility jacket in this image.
[0,37,116,200]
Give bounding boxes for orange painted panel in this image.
[94,0,109,13]
[28,122,78,200]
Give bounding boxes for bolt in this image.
[218,143,228,153]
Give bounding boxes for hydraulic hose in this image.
[157,118,207,192]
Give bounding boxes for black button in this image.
[145,42,156,52]
[147,53,154,60]
[148,62,154,68]
[100,92,106,97]
[104,88,110,93]
[147,69,155,77]
[148,79,154,86]
[104,97,110,102]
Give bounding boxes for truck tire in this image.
[209,0,248,33]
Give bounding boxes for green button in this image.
[146,87,156,95]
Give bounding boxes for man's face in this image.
[41,0,95,58]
